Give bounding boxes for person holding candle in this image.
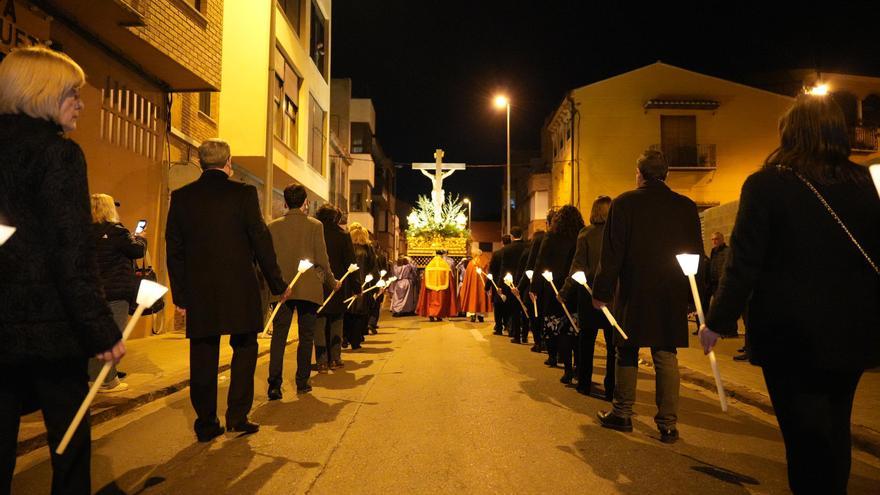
[0,46,125,493]
[592,149,704,444]
[487,235,511,334]
[346,223,375,349]
[521,209,556,353]
[315,204,356,370]
[501,227,530,344]
[700,95,880,494]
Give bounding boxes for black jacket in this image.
[708,244,728,288]
[519,231,546,295]
[500,239,528,294]
[593,180,704,347]
[707,167,880,369]
[349,243,377,315]
[486,247,504,296]
[561,224,611,329]
[321,222,358,315]
[165,170,287,338]
[92,222,146,303]
[0,114,120,364]
[534,231,579,316]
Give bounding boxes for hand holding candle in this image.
[676,254,728,412]
[362,273,374,288]
[57,279,168,454]
[261,259,313,336]
[525,270,538,317]
[317,263,359,314]
[504,272,529,315]
[542,271,578,332]
[571,270,628,340]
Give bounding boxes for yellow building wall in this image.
[553,64,794,214]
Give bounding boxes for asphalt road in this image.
[13,316,880,494]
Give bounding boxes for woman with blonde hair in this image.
[344,223,376,349]
[0,46,124,493]
[90,194,147,392]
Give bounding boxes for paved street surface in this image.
[13,316,880,494]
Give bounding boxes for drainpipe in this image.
[263,0,277,221]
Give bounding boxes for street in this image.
[13,316,880,494]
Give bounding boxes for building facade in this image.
[2,0,224,336]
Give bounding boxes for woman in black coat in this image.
[560,196,614,399]
[345,223,376,350]
[534,205,584,382]
[0,47,123,494]
[702,95,880,495]
[89,194,147,391]
[315,205,357,369]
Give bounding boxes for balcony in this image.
[850,126,879,153]
[650,143,717,170]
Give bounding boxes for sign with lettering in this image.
[1,0,50,55]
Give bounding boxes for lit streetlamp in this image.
[494,94,511,235]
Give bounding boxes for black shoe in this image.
[530,344,541,353]
[733,352,749,361]
[544,358,558,368]
[659,427,679,444]
[267,385,283,401]
[296,384,312,394]
[115,370,127,379]
[370,327,378,335]
[470,315,476,322]
[493,330,503,335]
[597,411,633,432]
[736,347,745,353]
[195,420,225,442]
[429,317,436,322]
[228,420,260,434]
[560,372,574,384]
[477,315,484,322]
[575,385,590,396]
[510,337,520,344]
[435,317,443,322]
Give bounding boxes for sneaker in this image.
[98,380,129,394]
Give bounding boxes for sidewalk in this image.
[16,329,292,456]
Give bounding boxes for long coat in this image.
[561,224,610,329]
[268,209,335,305]
[535,231,579,317]
[349,243,377,315]
[459,252,493,313]
[320,221,357,315]
[500,239,529,297]
[0,114,120,365]
[593,180,704,348]
[518,231,546,295]
[165,169,287,338]
[707,167,880,369]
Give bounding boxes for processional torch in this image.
[503,272,529,316]
[261,259,314,336]
[317,263,359,314]
[541,271,578,332]
[570,271,628,340]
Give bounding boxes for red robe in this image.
[459,253,492,314]
[416,256,459,318]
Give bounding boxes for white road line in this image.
[470,329,487,342]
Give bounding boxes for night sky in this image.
[331,1,878,220]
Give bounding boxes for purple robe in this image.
[390,263,419,314]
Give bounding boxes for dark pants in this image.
[492,291,508,333]
[316,313,344,364]
[1,360,91,495]
[613,346,679,429]
[558,333,578,375]
[527,308,542,346]
[269,299,318,389]
[506,300,525,342]
[344,312,368,349]
[368,293,383,329]
[190,333,258,428]
[763,365,862,495]
[578,324,615,395]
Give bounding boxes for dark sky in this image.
[331,1,878,220]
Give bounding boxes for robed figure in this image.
[390,257,419,315]
[416,254,459,321]
[459,251,492,317]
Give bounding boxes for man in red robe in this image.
[417,252,459,321]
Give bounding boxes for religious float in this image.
[405,149,470,267]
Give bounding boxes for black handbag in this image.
[130,258,165,315]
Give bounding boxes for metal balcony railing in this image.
[850,126,879,152]
[650,143,717,169]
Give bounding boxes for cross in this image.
[412,149,466,222]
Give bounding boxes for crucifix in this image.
[412,149,466,222]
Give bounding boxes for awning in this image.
[35,0,217,91]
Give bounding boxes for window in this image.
[310,0,328,78]
[278,0,301,34]
[274,48,300,150]
[184,0,205,14]
[350,122,372,154]
[308,94,326,173]
[350,180,371,212]
[660,115,697,166]
[198,92,211,117]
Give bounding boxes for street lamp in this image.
[494,94,511,235]
[463,197,472,230]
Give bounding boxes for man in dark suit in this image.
[487,235,510,335]
[592,150,704,444]
[166,139,289,442]
[501,227,529,343]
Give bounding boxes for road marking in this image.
[470,329,487,342]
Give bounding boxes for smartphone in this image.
[135,220,147,234]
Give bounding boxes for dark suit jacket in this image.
[708,167,880,369]
[535,231,578,316]
[321,222,357,315]
[519,231,546,295]
[593,180,704,347]
[165,169,287,338]
[561,224,610,329]
[486,247,504,295]
[500,239,528,295]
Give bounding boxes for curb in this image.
[16,342,279,457]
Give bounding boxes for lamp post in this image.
[494,95,511,235]
[463,197,472,230]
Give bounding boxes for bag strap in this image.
[777,165,879,275]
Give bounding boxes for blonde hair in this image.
[91,194,119,223]
[198,138,231,169]
[349,222,370,245]
[0,46,85,123]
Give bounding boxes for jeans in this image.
[612,346,679,429]
[269,299,318,389]
[763,365,862,495]
[316,313,344,364]
[87,299,129,384]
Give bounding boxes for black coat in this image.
[321,222,358,315]
[92,222,146,303]
[707,167,880,369]
[500,239,528,295]
[519,231,546,295]
[165,170,287,338]
[0,114,119,365]
[349,243,376,315]
[486,247,504,295]
[535,231,579,316]
[561,224,610,329]
[593,180,704,347]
